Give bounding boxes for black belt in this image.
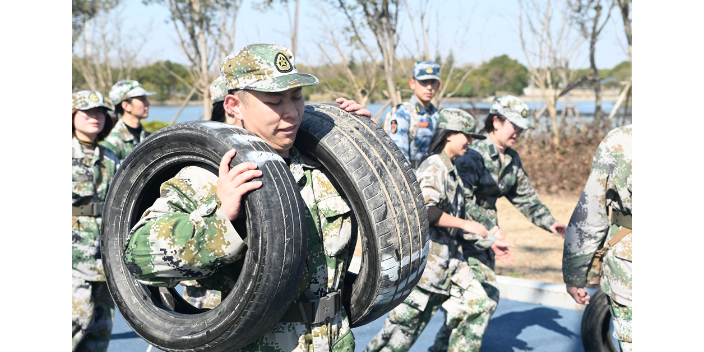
[410,160,421,169]
[72,202,104,216]
[280,290,341,324]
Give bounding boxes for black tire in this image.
[101,121,308,352]
[296,104,429,327]
[581,288,618,352]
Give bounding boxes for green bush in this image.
[142,120,170,133]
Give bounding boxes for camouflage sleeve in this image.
[416,156,444,207]
[100,135,121,159]
[505,154,557,231]
[387,106,412,163]
[562,136,614,287]
[124,166,246,287]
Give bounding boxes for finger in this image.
[335,97,345,104]
[230,169,263,188]
[344,103,361,111]
[219,149,237,178]
[226,161,259,182]
[339,100,351,109]
[232,180,263,200]
[355,108,372,117]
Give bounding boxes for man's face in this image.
[237,87,305,158]
[409,78,440,104]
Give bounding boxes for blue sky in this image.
[118,0,629,70]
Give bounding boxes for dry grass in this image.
[352,193,580,285]
[494,193,580,284]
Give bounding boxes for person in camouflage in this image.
[72,90,121,352]
[383,61,441,168]
[101,80,155,162]
[364,109,515,352]
[124,44,372,352]
[178,76,230,309]
[563,125,632,352]
[431,95,566,350]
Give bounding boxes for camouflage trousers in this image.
[72,277,114,352]
[429,258,500,352]
[364,276,497,352]
[183,285,222,309]
[609,297,632,352]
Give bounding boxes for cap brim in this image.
[469,133,486,140]
[414,74,441,81]
[246,73,319,92]
[505,114,534,130]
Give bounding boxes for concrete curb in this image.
[348,257,596,311]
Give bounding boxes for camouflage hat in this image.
[413,61,441,81]
[220,44,318,92]
[109,80,155,105]
[436,108,486,139]
[210,76,227,104]
[72,90,114,111]
[489,95,533,130]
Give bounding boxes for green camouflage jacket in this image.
[415,152,491,296]
[72,137,120,282]
[455,134,556,265]
[125,146,355,352]
[101,119,150,162]
[563,126,632,306]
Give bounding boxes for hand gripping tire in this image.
[296,104,429,327]
[101,122,308,352]
[581,288,618,352]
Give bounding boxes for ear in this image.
[224,93,245,122]
[492,116,503,130]
[121,100,130,111]
[408,78,416,89]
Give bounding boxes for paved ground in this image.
[108,296,604,352]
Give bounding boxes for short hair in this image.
[114,97,134,118]
[481,113,506,134]
[72,108,115,142]
[227,89,249,106]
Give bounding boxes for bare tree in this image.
[73,6,150,92]
[313,5,381,106]
[334,0,403,107]
[615,0,631,63]
[518,0,585,144]
[73,0,121,44]
[146,0,242,120]
[254,0,301,55]
[569,0,615,123]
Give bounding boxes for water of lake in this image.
[144,100,623,125]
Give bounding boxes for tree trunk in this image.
[590,5,602,123]
[193,0,211,121]
[547,103,560,144]
[292,0,299,55]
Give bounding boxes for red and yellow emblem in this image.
[390,119,398,134]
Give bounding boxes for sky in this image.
[102,0,629,70]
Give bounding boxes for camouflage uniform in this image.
[384,62,441,166]
[563,126,632,352]
[125,147,354,351]
[365,109,496,352]
[432,96,555,350]
[101,80,155,162]
[72,91,120,352]
[181,75,227,306]
[124,44,354,352]
[454,96,557,267]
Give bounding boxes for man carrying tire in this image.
[562,126,632,352]
[383,61,441,169]
[124,44,371,352]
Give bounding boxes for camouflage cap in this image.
[72,90,114,111]
[436,108,486,139]
[414,61,441,81]
[210,76,227,104]
[109,80,155,105]
[220,44,318,92]
[489,95,533,130]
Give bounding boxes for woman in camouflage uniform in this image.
[432,95,567,350]
[124,44,371,352]
[365,109,514,352]
[102,80,155,162]
[72,90,120,352]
